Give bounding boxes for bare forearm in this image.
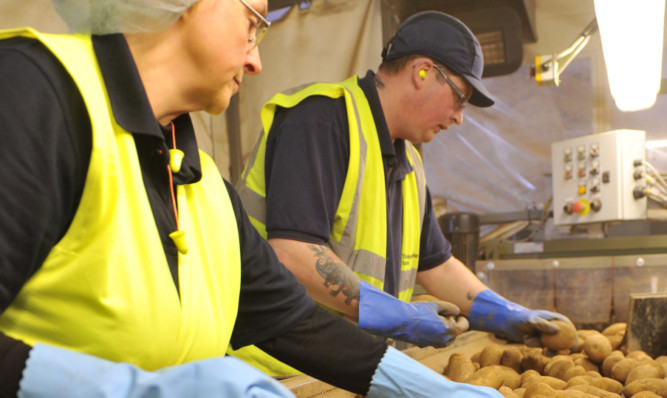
[268,238,361,318]
[416,256,487,315]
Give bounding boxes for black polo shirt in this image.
[264,70,452,296]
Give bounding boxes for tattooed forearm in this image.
[309,244,360,305]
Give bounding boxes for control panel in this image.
[551,129,647,225]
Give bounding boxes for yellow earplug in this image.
[170,230,188,254]
[419,70,426,79]
[169,149,184,173]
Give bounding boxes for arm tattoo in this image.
[309,245,360,305]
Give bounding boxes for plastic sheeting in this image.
[424,52,667,216]
[423,60,594,215]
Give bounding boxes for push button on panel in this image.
[572,199,590,215]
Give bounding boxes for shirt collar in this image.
[358,70,395,158]
[358,70,411,177]
[92,34,201,183]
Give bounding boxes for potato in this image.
[471,350,481,364]
[524,383,590,398]
[524,382,556,398]
[566,375,623,395]
[546,358,575,381]
[567,375,591,387]
[499,385,519,398]
[567,384,622,398]
[622,378,667,397]
[583,332,612,364]
[601,350,625,377]
[610,357,639,383]
[445,352,476,382]
[655,356,667,376]
[521,348,549,374]
[499,365,522,390]
[585,377,623,395]
[563,365,587,381]
[575,356,600,373]
[561,390,600,398]
[544,355,573,375]
[479,344,504,367]
[606,334,624,351]
[625,364,663,385]
[601,323,626,337]
[463,365,505,389]
[627,350,653,362]
[514,387,526,398]
[501,346,524,373]
[521,369,541,386]
[541,320,577,351]
[578,329,601,339]
[523,375,567,390]
[630,391,662,398]
[468,365,520,389]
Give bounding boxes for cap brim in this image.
[464,75,495,107]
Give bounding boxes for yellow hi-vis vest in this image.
[0,29,241,370]
[232,76,427,376]
[238,76,427,300]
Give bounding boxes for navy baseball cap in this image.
[382,11,495,108]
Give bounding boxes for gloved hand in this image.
[468,289,575,347]
[19,343,295,398]
[358,281,468,348]
[367,346,503,398]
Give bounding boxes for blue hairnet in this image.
[52,0,200,34]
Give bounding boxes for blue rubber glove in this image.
[468,289,574,346]
[19,343,295,398]
[358,281,468,348]
[367,346,503,398]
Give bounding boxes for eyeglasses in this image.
[238,0,271,50]
[432,64,468,110]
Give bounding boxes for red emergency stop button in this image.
[572,199,590,215]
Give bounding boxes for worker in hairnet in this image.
[237,10,575,367]
[0,1,506,397]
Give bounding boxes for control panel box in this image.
[551,129,647,226]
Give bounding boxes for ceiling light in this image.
[594,0,665,112]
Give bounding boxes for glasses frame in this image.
[432,64,468,110]
[238,0,271,50]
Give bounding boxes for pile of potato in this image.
[442,322,667,397]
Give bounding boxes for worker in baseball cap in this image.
[237,9,574,376]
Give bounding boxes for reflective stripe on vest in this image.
[237,76,426,302]
[0,29,241,370]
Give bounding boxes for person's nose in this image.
[452,108,464,125]
[244,46,263,75]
